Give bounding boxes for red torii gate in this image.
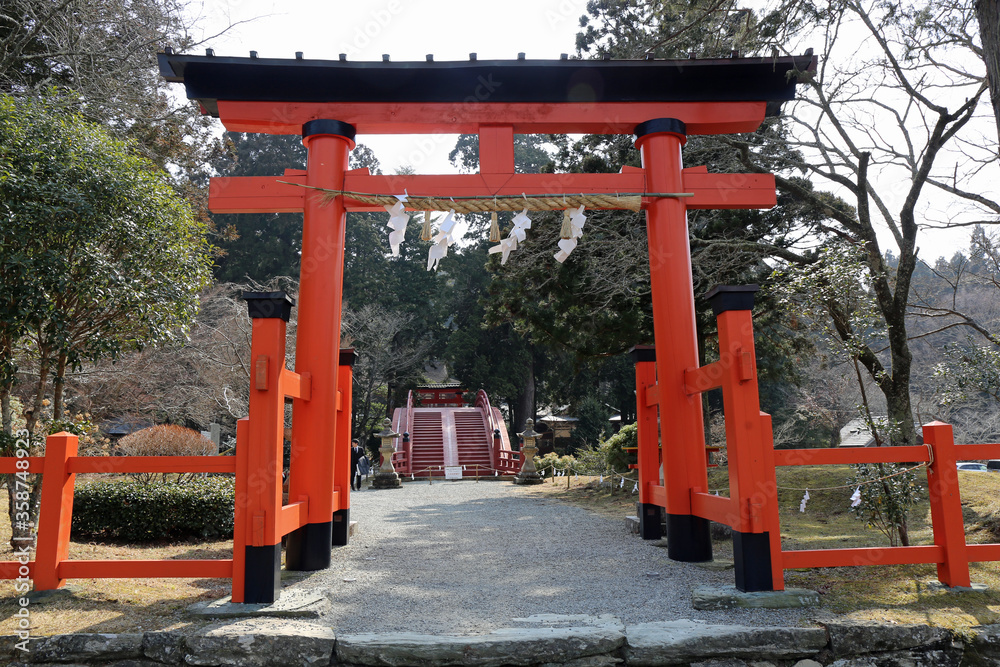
[159,50,814,602]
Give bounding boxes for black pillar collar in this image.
[705,284,759,316]
[242,291,295,321]
[302,118,356,141]
[634,118,687,141]
[629,345,656,363]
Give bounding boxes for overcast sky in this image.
[194,0,592,174]
[188,0,981,260]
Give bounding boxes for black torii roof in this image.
[157,51,816,118]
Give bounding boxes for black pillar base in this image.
[666,513,713,562]
[332,509,350,547]
[243,543,281,604]
[733,531,774,592]
[639,503,664,540]
[284,521,333,571]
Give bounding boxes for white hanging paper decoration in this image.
[427,209,461,271]
[599,474,604,485]
[632,482,638,494]
[488,208,532,265]
[554,206,587,263]
[494,470,498,477]
[850,486,862,508]
[410,473,414,480]
[384,198,410,257]
[799,488,810,513]
[619,476,625,489]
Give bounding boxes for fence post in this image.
[240,291,294,603]
[33,432,78,591]
[630,345,663,540]
[923,421,971,588]
[333,348,357,546]
[708,285,778,592]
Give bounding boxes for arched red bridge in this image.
[389,390,522,477]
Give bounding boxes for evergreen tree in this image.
[211,133,307,282]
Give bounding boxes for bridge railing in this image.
[475,390,521,474]
[389,390,414,474]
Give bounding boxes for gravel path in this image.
[287,480,812,634]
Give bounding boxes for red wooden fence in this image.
[635,285,1000,592]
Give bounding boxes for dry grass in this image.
[0,483,231,637]
[528,467,1000,630]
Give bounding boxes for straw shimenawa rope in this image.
[277,182,694,214]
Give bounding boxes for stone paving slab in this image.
[691,585,820,610]
[7,620,1000,665]
[624,620,828,666]
[336,625,626,667]
[186,589,330,619]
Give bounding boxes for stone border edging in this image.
[4,617,1000,666]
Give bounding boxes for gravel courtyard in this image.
[284,480,812,634]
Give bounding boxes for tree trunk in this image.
[53,350,67,420]
[1,390,9,434]
[898,515,910,547]
[884,385,918,447]
[8,350,51,549]
[512,361,535,438]
[977,0,1000,149]
[881,301,918,447]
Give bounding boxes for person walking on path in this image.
[351,439,365,491]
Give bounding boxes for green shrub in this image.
[601,423,637,472]
[534,452,576,475]
[72,477,234,542]
[847,463,922,547]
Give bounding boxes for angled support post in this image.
[231,418,250,602]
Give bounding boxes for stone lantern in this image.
[513,418,544,485]
[372,418,402,489]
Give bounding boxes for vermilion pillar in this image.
[708,286,778,591]
[333,348,357,546]
[241,292,294,603]
[631,345,663,540]
[286,120,355,571]
[635,118,712,562]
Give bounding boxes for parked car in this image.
[957,462,989,472]
[987,460,1000,471]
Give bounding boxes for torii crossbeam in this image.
[160,50,815,602]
